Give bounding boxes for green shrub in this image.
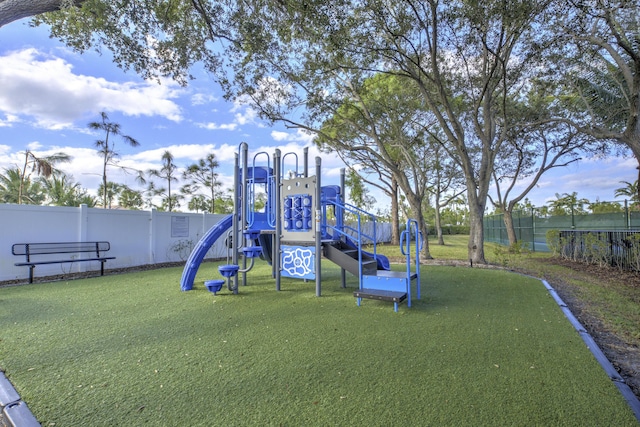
[545,229,562,256]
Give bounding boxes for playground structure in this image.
[180,143,422,311]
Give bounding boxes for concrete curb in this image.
[541,279,640,422]
[0,372,39,427]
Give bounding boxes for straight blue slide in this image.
[180,214,233,291]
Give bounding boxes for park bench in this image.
[12,242,115,283]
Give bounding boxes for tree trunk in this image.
[390,178,400,245]
[435,207,444,245]
[0,0,84,28]
[467,190,486,265]
[503,209,517,247]
[434,192,444,245]
[405,193,432,259]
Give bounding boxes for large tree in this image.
[182,153,222,213]
[214,0,555,263]
[553,0,640,193]
[0,0,85,27]
[315,73,435,257]
[41,173,96,207]
[148,150,180,212]
[88,111,141,209]
[489,84,596,246]
[19,149,71,204]
[25,0,565,263]
[0,167,45,204]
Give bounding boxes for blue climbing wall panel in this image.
[281,175,316,243]
[281,245,316,280]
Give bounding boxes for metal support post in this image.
[315,156,322,297]
[274,149,282,291]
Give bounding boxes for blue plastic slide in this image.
[180,214,234,291]
[345,236,391,271]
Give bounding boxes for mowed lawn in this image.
[0,259,637,426]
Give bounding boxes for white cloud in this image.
[270,128,315,145]
[128,143,238,164]
[0,113,19,127]
[234,106,258,126]
[27,141,43,150]
[0,48,184,130]
[191,92,218,106]
[196,102,261,131]
[520,155,637,206]
[197,122,238,131]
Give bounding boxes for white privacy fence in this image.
[0,204,229,282]
[0,204,393,283]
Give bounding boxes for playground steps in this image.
[355,271,417,312]
[323,241,378,277]
[353,288,407,312]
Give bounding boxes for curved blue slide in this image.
[180,214,233,291]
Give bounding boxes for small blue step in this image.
[354,289,407,303]
[362,273,408,293]
[242,246,262,258]
[218,264,239,278]
[204,280,225,294]
[243,229,261,240]
[354,288,407,312]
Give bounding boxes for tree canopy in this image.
[6,0,639,260]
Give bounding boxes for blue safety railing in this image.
[323,197,380,284]
[400,219,423,302]
[246,152,271,227]
[281,152,299,178]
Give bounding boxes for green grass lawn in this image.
[0,259,637,426]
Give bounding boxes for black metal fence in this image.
[554,230,640,272]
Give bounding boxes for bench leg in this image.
[394,301,398,312]
[100,261,105,276]
[28,266,35,284]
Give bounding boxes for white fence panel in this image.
[1,204,392,283]
[1,204,230,282]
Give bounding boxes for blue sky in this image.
[0,18,637,211]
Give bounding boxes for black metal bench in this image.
[12,242,115,283]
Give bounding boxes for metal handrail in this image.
[322,198,380,285]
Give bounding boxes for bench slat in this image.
[12,242,110,256]
[15,257,115,267]
[12,241,114,283]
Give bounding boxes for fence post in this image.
[149,208,157,264]
[78,204,89,273]
[626,200,630,229]
[531,207,536,252]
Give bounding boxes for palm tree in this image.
[148,151,181,212]
[97,181,123,209]
[0,167,45,204]
[40,174,97,207]
[118,186,144,210]
[88,112,140,209]
[19,150,71,204]
[614,180,638,202]
[548,192,589,216]
[182,153,222,213]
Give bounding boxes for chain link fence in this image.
[484,200,640,252]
